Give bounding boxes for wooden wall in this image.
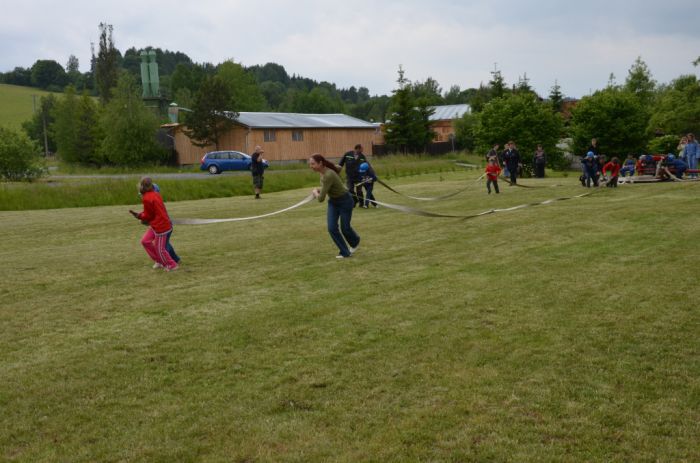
[431,120,456,142]
[170,124,382,165]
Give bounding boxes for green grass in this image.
[1,155,481,210]
[1,172,698,461]
[0,84,61,130]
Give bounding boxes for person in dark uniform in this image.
[502,141,521,185]
[338,144,368,206]
[251,145,267,199]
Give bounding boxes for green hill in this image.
[0,83,60,130]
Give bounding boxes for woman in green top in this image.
[309,153,361,259]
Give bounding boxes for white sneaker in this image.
[336,254,350,259]
[153,262,164,269]
[349,243,359,254]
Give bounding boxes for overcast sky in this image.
[1,0,698,98]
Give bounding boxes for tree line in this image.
[1,21,698,180]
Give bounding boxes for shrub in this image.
[0,127,47,181]
[648,135,680,155]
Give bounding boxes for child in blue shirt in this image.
[619,154,636,177]
[357,162,378,208]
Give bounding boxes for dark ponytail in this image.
[311,153,340,174]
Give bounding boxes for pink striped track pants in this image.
[140,227,177,270]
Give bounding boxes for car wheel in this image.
[208,165,220,174]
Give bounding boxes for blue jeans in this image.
[688,155,697,177]
[166,230,180,263]
[620,166,635,177]
[362,183,376,207]
[327,192,360,257]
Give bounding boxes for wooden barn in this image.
[428,104,471,142]
[165,112,382,165]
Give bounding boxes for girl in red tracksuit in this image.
[485,157,502,194]
[129,177,179,271]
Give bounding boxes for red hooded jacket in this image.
[137,191,172,233]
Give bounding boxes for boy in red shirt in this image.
[602,157,621,188]
[129,177,179,271]
[485,157,502,194]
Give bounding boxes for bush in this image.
[648,135,679,155]
[0,127,47,181]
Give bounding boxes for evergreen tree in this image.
[384,66,434,152]
[489,68,507,99]
[383,66,416,151]
[95,23,120,103]
[185,76,235,149]
[624,56,656,108]
[52,86,101,164]
[549,80,564,112]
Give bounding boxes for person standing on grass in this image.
[485,157,501,194]
[533,144,546,178]
[338,144,368,207]
[309,153,360,259]
[503,141,521,185]
[251,145,267,199]
[677,135,688,159]
[129,177,179,271]
[682,133,698,178]
[486,143,499,163]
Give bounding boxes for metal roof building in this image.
[428,104,471,121]
[227,112,376,129]
[168,111,381,165]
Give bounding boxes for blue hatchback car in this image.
[200,150,267,174]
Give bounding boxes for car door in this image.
[229,151,247,170]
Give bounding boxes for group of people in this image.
[130,144,378,266]
[483,140,547,194]
[579,134,699,188]
[309,144,380,259]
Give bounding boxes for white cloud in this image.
[1,0,698,98]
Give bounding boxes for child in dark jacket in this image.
[581,152,599,187]
[357,162,378,208]
[485,157,502,194]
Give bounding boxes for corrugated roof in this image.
[428,104,471,121]
[226,112,376,129]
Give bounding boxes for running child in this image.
[129,177,179,271]
[485,157,502,194]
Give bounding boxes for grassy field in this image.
[0,84,60,130]
[1,171,698,462]
[1,155,474,210]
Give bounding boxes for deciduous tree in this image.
[185,76,235,150]
[99,74,166,165]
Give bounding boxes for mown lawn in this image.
[0,172,698,462]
